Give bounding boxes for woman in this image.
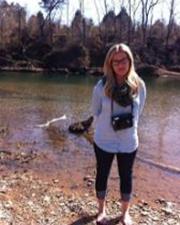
[91,43,146,225]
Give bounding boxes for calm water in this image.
[0,72,180,170]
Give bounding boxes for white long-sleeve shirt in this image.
[91,78,146,153]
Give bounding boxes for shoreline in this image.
[0,66,103,76]
[1,65,180,78]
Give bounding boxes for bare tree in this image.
[0,11,5,47]
[140,0,160,45]
[166,0,176,48]
[115,0,128,42]
[16,5,26,45]
[66,0,69,25]
[40,0,66,19]
[128,0,141,44]
[77,0,86,44]
[36,11,45,39]
[78,0,84,14]
[130,0,141,26]
[127,0,132,44]
[110,0,115,12]
[103,0,108,15]
[40,0,67,43]
[93,0,101,24]
[0,1,8,47]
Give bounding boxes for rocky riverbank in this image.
[0,168,179,225]
[0,146,179,225]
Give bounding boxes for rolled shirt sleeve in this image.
[91,80,103,117]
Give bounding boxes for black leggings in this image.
[94,143,137,201]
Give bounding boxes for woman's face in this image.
[111,51,130,81]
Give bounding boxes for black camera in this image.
[111,113,133,131]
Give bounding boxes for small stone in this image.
[87,180,93,187]
[162,207,173,215]
[83,175,92,181]
[167,218,178,224]
[141,211,149,216]
[3,200,13,209]
[140,200,149,206]
[53,179,59,183]
[152,216,160,221]
[43,195,51,203]
[156,198,166,204]
[59,202,65,207]
[0,185,7,193]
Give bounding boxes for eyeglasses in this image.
[112,58,129,66]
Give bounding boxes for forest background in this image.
[0,0,180,72]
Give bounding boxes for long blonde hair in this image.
[103,43,141,98]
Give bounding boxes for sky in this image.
[6,0,180,25]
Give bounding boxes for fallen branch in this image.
[36,114,67,128]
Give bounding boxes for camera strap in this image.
[110,98,134,117]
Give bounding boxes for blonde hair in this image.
[103,43,141,98]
